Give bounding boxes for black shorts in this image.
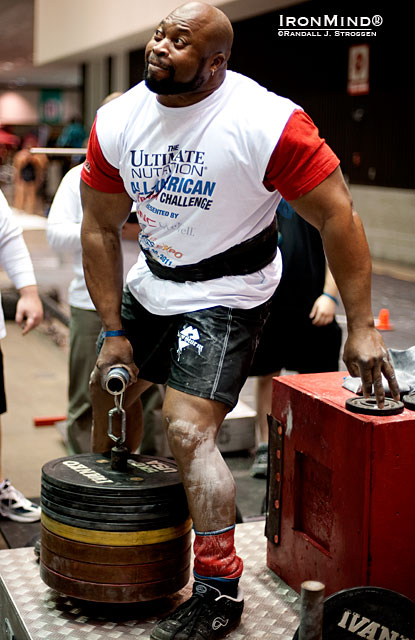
[112,288,270,409]
[0,347,7,415]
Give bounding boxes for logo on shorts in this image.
[177,325,204,358]
[212,616,229,630]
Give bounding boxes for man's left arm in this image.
[289,166,399,407]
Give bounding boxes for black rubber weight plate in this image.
[293,586,415,639]
[42,453,182,496]
[345,396,404,416]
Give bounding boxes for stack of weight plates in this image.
[40,453,192,603]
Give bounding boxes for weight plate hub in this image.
[293,586,415,639]
[345,396,404,416]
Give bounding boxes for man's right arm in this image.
[80,180,138,382]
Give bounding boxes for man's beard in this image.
[143,58,206,95]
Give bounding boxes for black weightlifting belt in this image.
[142,219,278,283]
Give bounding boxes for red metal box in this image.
[266,371,415,599]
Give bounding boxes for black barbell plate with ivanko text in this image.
[42,453,182,496]
[293,586,415,639]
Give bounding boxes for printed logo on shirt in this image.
[177,326,204,358]
[137,210,157,227]
[129,144,216,211]
[140,233,183,266]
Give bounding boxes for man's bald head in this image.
[167,2,233,61]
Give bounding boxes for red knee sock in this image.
[193,525,243,580]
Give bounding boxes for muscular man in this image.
[80,3,399,639]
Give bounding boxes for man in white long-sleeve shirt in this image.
[47,163,140,452]
[0,188,43,522]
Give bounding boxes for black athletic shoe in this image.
[150,581,244,639]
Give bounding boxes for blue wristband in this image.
[103,329,126,338]
[322,292,338,305]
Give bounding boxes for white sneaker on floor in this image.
[0,480,41,523]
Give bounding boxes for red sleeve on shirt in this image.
[80,117,126,193]
[264,109,340,201]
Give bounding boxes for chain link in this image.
[107,391,127,445]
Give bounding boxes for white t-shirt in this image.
[47,164,140,310]
[82,71,339,315]
[0,189,37,338]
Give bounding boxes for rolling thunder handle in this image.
[104,367,130,471]
[104,366,130,395]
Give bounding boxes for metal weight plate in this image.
[403,392,415,410]
[41,526,192,565]
[41,511,192,546]
[40,545,188,584]
[345,396,404,416]
[40,561,191,603]
[293,586,415,639]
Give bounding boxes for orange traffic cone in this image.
[375,308,394,330]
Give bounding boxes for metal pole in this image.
[298,580,325,640]
[30,147,88,156]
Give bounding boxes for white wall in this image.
[350,185,415,267]
[34,0,305,64]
